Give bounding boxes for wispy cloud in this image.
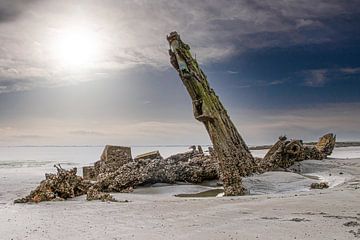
[10,134,46,139]
[340,67,360,74]
[304,69,328,87]
[300,66,360,87]
[0,126,13,133]
[295,19,322,28]
[69,130,105,136]
[234,79,285,89]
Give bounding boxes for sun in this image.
[52,27,100,67]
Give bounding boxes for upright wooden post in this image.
[167,32,256,196]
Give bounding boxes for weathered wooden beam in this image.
[167,32,256,196]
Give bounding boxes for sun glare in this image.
[52,27,100,67]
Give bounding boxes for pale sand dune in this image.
[0,156,359,240]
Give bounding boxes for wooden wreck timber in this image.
[95,145,133,175]
[257,133,336,172]
[315,133,336,156]
[134,150,163,161]
[15,133,335,203]
[93,151,218,193]
[14,165,92,203]
[167,32,256,196]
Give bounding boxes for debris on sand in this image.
[349,228,360,238]
[14,164,92,203]
[289,218,311,222]
[86,186,118,202]
[344,221,360,227]
[310,182,329,189]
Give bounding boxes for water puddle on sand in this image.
[175,189,224,198]
[174,171,349,198]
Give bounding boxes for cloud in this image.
[0,78,37,93]
[340,67,360,74]
[0,126,13,133]
[0,126,47,143]
[299,66,360,87]
[69,130,105,136]
[0,0,359,93]
[296,19,322,28]
[303,69,328,87]
[10,134,46,139]
[0,0,39,23]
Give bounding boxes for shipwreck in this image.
[14,32,336,203]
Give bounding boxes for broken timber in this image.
[167,32,256,196]
[15,133,336,203]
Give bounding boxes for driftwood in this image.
[167,32,255,196]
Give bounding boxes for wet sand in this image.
[0,157,359,240]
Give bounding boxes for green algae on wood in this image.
[167,32,256,196]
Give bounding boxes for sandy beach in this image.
[0,147,359,240]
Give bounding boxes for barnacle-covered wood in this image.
[134,150,163,161]
[92,149,218,193]
[14,147,217,203]
[94,145,133,175]
[14,165,92,203]
[86,186,118,202]
[14,132,336,203]
[259,137,308,170]
[258,133,336,171]
[167,31,255,196]
[315,133,336,156]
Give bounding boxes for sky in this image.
[0,0,359,146]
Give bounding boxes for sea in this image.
[0,145,359,173]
